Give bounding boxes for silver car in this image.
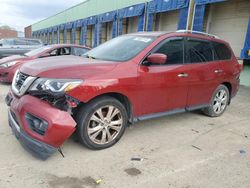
[0,38,43,59]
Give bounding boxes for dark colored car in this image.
[0,38,43,59]
[6,31,242,159]
[0,44,90,83]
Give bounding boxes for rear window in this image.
[212,42,232,60]
[186,39,213,63]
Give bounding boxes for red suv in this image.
[6,31,242,159]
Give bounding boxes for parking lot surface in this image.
[0,84,250,188]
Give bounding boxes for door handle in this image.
[178,73,189,78]
[214,69,223,73]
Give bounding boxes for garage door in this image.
[156,10,179,32]
[76,28,80,44]
[66,30,71,44]
[207,0,250,57]
[60,31,64,44]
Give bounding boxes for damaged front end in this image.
[6,71,82,160]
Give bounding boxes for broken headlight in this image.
[28,78,83,94]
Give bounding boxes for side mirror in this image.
[147,53,167,65]
[39,52,50,58]
[0,43,2,47]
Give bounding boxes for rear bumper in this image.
[8,110,57,160]
[6,92,76,159]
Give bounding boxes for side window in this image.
[14,39,27,45]
[60,47,70,55]
[26,40,41,45]
[71,47,89,56]
[212,42,232,60]
[50,49,58,56]
[154,38,184,65]
[186,39,213,63]
[1,39,14,45]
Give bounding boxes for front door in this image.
[137,37,189,116]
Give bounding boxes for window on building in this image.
[186,39,213,63]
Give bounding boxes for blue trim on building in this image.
[177,7,189,30]
[98,10,117,45]
[80,19,87,45]
[195,0,226,5]
[117,3,145,35]
[146,0,189,31]
[241,17,250,60]
[192,4,205,31]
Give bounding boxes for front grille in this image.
[11,71,36,97]
[15,72,29,90]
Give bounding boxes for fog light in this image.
[25,113,48,135]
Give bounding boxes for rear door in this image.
[184,37,224,109]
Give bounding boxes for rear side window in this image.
[212,42,231,60]
[14,39,27,45]
[154,38,184,65]
[26,40,42,45]
[0,39,14,45]
[186,39,213,63]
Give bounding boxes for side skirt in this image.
[133,104,209,123]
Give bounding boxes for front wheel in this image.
[76,96,128,150]
[203,85,230,117]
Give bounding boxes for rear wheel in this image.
[203,85,229,117]
[76,96,128,150]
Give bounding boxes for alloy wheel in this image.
[213,89,228,114]
[87,105,123,145]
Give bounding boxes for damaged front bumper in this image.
[6,92,76,160]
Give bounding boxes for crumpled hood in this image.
[0,55,27,64]
[20,55,118,79]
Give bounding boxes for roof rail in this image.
[176,30,220,39]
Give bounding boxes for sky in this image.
[0,0,85,31]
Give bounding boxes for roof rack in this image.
[176,30,220,39]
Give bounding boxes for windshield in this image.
[24,46,52,57]
[84,35,156,61]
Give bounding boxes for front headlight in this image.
[0,61,19,68]
[29,78,83,94]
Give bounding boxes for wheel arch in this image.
[76,92,133,124]
[221,82,232,104]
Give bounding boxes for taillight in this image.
[238,63,243,71]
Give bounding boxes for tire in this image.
[203,84,230,117]
[75,96,128,150]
